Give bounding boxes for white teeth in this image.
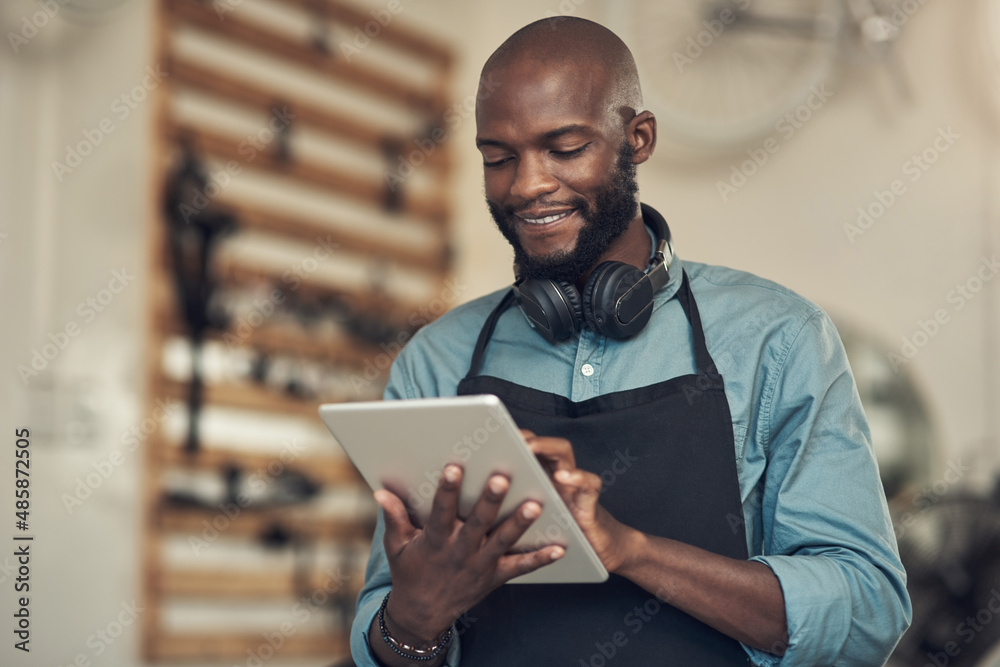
[521,211,572,225]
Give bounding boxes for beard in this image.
[487,140,639,283]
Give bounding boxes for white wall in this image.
[0,1,996,666]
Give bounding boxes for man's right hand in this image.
[369,464,564,664]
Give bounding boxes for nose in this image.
[510,153,558,202]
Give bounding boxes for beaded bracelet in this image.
[378,592,453,662]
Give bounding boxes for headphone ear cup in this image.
[582,261,650,338]
[559,280,584,330]
[513,279,583,343]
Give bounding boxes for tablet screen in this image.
[319,394,608,584]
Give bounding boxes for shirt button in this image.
[581,363,594,377]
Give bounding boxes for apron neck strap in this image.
[464,270,715,378]
[676,271,716,374]
[467,288,516,378]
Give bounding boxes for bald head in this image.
[480,17,643,120]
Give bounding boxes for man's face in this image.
[476,59,639,283]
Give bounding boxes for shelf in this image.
[217,255,434,326]
[169,56,451,176]
[160,442,365,487]
[215,197,450,275]
[157,567,364,599]
[145,0,453,660]
[165,120,450,226]
[166,0,441,112]
[156,306,399,373]
[157,504,376,541]
[272,0,453,68]
[156,377,355,418]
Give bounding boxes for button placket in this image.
[570,329,603,401]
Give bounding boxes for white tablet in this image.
[319,394,608,584]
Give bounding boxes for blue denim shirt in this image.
[351,255,911,666]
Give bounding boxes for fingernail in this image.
[444,465,460,483]
[522,502,540,520]
[489,476,506,494]
[555,470,571,483]
[550,546,565,560]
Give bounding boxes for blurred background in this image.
[1,0,998,665]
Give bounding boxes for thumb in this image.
[375,489,417,556]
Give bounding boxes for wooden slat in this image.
[166,0,439,112]
[217,197,450,274]
[161,442,365,487]
[157,377,335,418]
[217,255,432,327]
[168,56,451,174]
[273,0,453,68]
[157,505,376,541]
[165,121,450,226]
[149,631,347,661]
[152,246,434,332]
[156,305,397,373]
[158,567,365,598]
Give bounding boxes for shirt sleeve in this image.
[350,356,464,666]
[742,311,911,666]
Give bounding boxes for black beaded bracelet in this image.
[378,592,452,662]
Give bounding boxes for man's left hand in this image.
[521,429,638,574]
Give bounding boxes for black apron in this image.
[454,272,750,666]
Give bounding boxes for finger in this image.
[493,545,565,586]
[425,464,462,546]
[518,429,536,440]
[375,489,418,557]
[456,474,509,550]
[482,500,543,559]
[525,434,576,473]
[555,469,603,514]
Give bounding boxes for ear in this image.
[628,110,657,164]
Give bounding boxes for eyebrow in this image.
[475,124,591,149]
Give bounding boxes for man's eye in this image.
[552,143,590,159]
[483,157,511,168]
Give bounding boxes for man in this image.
[351,16,910,667]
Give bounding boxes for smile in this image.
[518,210,575,225]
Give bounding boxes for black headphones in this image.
[513,203,674,343]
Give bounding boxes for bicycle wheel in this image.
[612,0,845,149]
